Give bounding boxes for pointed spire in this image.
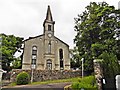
[43,5,55,26]
[45,5,53,21]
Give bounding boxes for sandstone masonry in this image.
[11,69,81,82]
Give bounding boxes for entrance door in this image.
[46,59,52,70]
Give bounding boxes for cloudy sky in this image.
[0,0,119,49]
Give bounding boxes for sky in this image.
[0,0,120,49]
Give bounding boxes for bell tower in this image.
[43,5,55,38]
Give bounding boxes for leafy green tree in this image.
[74,2,120,74]
[70,48,81,69]
[0,33,23,71]
[99,52,120,78]
[11,57,22,69]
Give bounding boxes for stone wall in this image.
[11,69,81,82]
[93,59,103,90]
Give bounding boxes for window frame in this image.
[59,49,64,69]
[46,59,52,70]
[31,46,37,65]
[48,25,51,31]
[48,41,51,53]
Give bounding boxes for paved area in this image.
[2,82,72,90]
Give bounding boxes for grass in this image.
[8,76,98,90]
[8,77,81,87]
[71,76,98,90]
[9,82,17,87]
[31,77,80,85]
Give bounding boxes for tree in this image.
[74,2,120,74]
[0,33,23,71]
[11,57,22,69]
[99,52,120,78]
[70,48,81,69]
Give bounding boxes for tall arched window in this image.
[32,46,37,65]
[48,41,51,53]
[59,49,64,69]
[46,59,52,70]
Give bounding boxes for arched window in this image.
[32,46,37,55]
[59,49,63,60]
[46,59,52,70]
[59,49,64,69]
[48,41,51,53]
[31,46,37,65]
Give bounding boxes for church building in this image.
[22,6,70,70]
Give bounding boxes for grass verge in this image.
[71,75,98,90]
[8,77,81,87]
[31,77,80,85]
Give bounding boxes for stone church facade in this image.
[22,6,70,70]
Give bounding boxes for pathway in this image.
[2,82,72,90]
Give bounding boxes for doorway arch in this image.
[46,59,52,70]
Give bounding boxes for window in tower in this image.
[48,25,51,31]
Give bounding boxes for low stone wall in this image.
[11,69,81,82]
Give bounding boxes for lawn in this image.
[9,75,98,90]
[31,77,80,85]
[9,77,81,86]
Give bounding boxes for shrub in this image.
[72,76,98,90]
[16,71,30,85]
